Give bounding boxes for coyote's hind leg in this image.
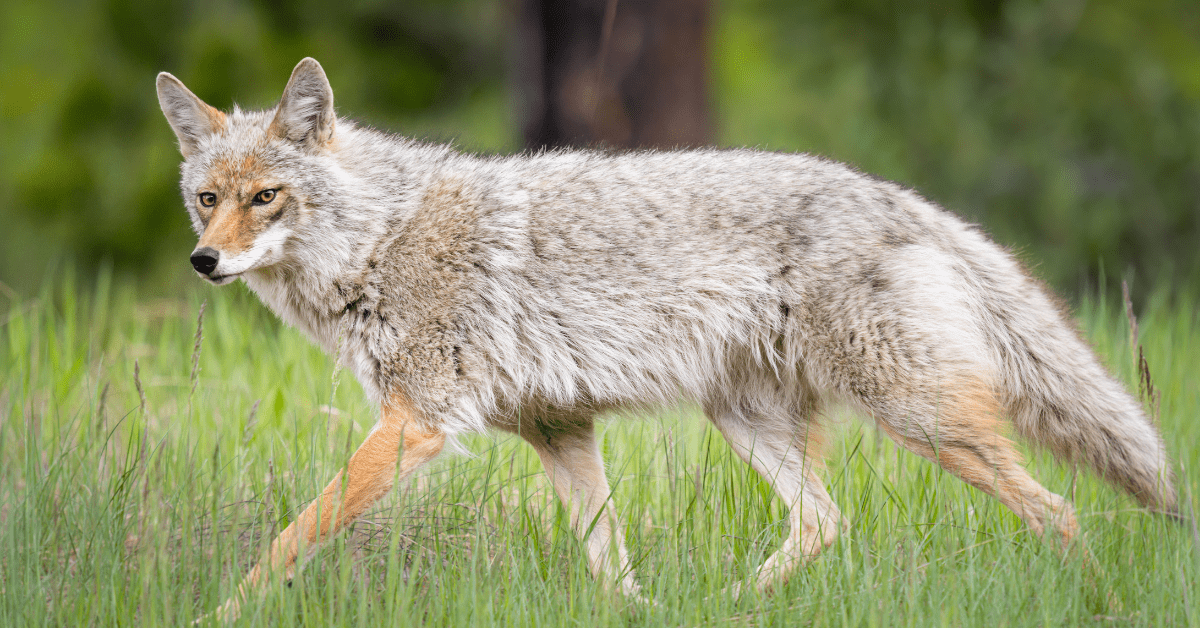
[868,379,1079,545]
[705,388,844,593]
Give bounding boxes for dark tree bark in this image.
[513,0,712,151]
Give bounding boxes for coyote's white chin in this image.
[202,273,240,286]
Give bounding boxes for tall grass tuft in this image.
[1,275,1197,626]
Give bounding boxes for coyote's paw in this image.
[193,597,241,625]
[626,591,656,609]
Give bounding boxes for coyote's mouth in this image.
[204,273,240,286]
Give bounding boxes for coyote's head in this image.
[157,58,337,285]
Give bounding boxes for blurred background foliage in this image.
[1,0,1198,299]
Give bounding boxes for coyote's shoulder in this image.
[159,58,1174,623]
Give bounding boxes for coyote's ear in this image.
[156,73,226,159]
[270,57,335,151]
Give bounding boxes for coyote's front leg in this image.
[200,395,445,623]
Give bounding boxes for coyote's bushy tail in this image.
[999,303,1176,512]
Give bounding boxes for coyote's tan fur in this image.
[157,58,1174,621]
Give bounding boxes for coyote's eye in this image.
[198,192,216,207]
[253,189,277,204]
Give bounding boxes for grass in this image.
[1,269,1198,627]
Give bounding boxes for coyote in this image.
[158,58,1174,619]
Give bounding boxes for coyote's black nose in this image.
[190,248,219,275]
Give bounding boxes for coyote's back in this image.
[159,58,1174,622]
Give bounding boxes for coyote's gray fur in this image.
[158,58,1174,619]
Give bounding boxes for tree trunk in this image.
[513,0,712,151]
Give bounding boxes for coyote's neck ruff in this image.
[159,58,1174,622]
